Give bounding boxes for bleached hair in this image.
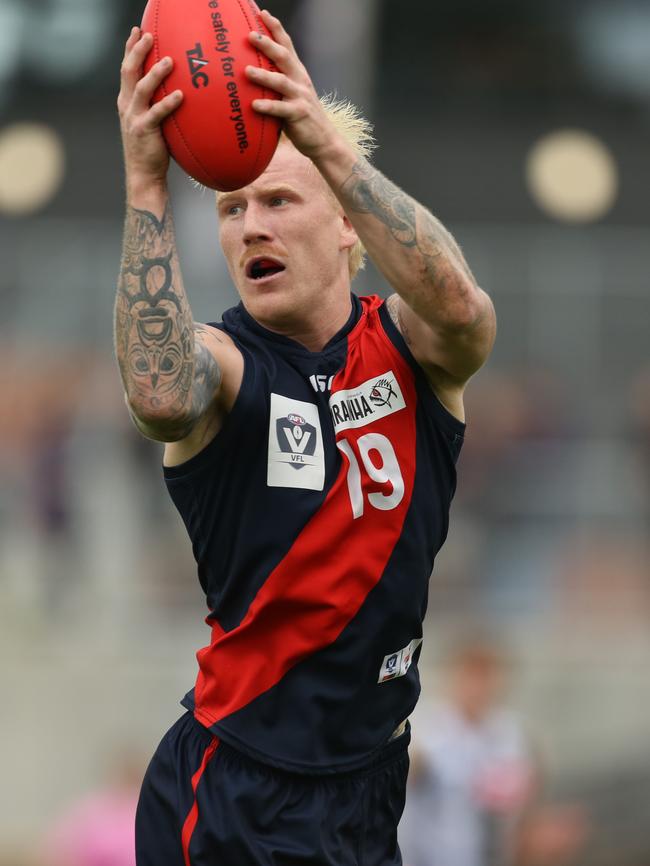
[282,94,376,280]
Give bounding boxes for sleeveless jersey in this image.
[163,294,465,773]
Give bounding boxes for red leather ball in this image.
[141,0,282,190]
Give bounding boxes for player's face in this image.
[217,141,357,334]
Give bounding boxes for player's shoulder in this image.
[195,321,243,368]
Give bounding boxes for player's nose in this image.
[242,202,273,245]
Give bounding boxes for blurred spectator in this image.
[40,750,143,866]
[399,635,587,866]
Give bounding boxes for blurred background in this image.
[0,0,648,864]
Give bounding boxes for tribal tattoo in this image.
[115,205,221,438]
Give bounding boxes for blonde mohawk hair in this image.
[317,93,376,161]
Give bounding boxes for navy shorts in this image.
[136,711,410,866]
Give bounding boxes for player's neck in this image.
[289,301,354,352]
[255,295,354,353]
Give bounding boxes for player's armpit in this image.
[333,157,496,386]
[387,293,496,405]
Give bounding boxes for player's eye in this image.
[270,196,289,207]
[219,200,244,217]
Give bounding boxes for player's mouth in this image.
[245,256,286,284]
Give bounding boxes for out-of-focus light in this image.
[0,0,23,109]
[23,0,114,84]
[526,129,618,223]
[0,1,23,80]
[0,123,65,216]
[578,4,650,101]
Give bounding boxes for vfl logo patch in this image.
[277,413,317,463]
[329,370,406,434]
[268,394,325,491]
[378,638,423,683]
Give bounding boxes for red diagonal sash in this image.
[193,302,417,726]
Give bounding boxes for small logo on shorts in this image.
[378,638,423,683]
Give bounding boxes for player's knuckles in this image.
[268,42,290,63]
[127,43,147,65]
[120,60,137,80]
[125,113,150,137]
[134,76,157,97]
[293,84,313,105]
[287,98,308,119]
[268,72,292,92]
[151,99,174,121]
[280,30,295,52]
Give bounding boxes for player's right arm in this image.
[115,27,242,452]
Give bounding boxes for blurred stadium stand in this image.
[0,0,648,863]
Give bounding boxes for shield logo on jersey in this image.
[268,394,325,491]
[276,414,317,467]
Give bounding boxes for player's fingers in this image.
[121,30,153,80]
[143,90,184,130]
[120,31,154,97]
[249,30,299,75]
[131,55,174,113]
[252,97,299,118]
[259,9,294,52]
[245,65,295,97]
[122,26,141,64]
[118,29,145,113]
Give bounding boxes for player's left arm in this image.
[247,11,496,415]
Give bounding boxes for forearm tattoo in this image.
[115,205,221,437]
[340,159,475,286]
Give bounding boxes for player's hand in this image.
[117,27,184,188]
[245,10,338,162]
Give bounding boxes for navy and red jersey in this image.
[163,294,464,774]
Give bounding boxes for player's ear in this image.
[339,213,358,252]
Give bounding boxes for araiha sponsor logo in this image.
[329,371,406,433]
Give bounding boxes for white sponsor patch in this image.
[267,394,325,491]
[329,370,406,434]
[378,637,423,684]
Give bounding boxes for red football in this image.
[141,0,282,190]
